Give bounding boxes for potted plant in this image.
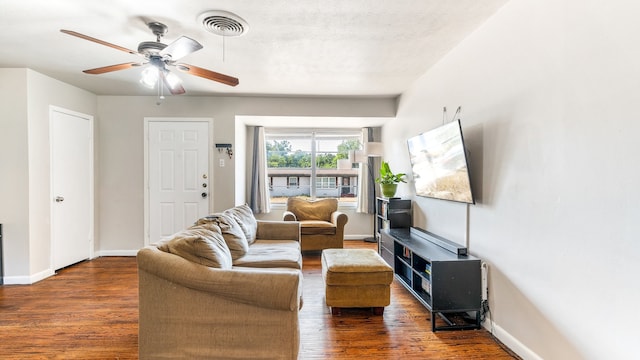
[375,161,406,198]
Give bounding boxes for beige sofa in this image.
[137,204,303,360]
[283,197,348,251]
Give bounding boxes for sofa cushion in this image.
[233,240,302,269]
[300,220,337,235]
[156,225,232,269]
[196,213,249,260]
[286,197,337,222]
[224,204,258,245]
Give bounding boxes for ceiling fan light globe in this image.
[140,67,159,88]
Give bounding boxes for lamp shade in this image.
[364,142,384,157]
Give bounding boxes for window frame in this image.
[265,128,362,208]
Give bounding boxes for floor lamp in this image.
[350,142,384,243]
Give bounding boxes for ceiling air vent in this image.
[198,10,249,37]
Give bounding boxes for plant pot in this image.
[380,183,398,198]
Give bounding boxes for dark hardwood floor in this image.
[0,241,517,359]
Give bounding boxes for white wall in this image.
[0,69,96,283]
[0,69,30,279]
[386,0,640,358]
[97,96,395,253]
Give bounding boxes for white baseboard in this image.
[1,251,136,284]
[484,319,541,360]
[96,250,138,257]
[3,268,55,285]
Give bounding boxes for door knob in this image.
[201,192,208,198]
[55,196,65,202]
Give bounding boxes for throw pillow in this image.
[224,204,258,245]
[156,225,232,269]
[196,213,249,260]
[287,197,337,221]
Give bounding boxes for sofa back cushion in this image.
[224,204,258,245]
[196,213,249,260]
[156,225,232,269]
[287,197,338,222]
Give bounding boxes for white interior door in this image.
[148,121,210,243]
[51,108,92,270]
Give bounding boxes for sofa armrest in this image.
[331,211,349,229]
[283,211,297,222]
[256,220,300,241]
[138,246,302,311]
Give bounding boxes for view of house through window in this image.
[266,130,362,205]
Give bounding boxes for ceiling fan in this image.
[60,21,239,95]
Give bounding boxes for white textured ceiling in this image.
[0,0,507,97]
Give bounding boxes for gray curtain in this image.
[250,126,270,214]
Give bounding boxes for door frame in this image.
[143,117,214,246]
[49,106,95,267]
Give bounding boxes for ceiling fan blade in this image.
[160,71,186,95]
[60,29,140,55]
[160,36,203,61]
[175,63,239,87]
[83,62,143,74]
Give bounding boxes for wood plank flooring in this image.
[0,241,518,359]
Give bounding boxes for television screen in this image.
[407,119,475,204]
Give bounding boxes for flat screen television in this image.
[407,119,475,204]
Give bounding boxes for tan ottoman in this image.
[321,248,394,316]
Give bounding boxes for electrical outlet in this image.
[219,159,225,167]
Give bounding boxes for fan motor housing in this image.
[138,41,167,55]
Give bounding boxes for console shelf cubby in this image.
[375,197,411,267]
[381,227,482,331]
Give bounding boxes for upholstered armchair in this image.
[283,197,348,251]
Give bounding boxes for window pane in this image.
[266,136,312,204]
[266,131,362,205]
[314,135,360,203]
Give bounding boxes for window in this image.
[316,177,336,189]
[266,129,362,206]
[287,176,299,188]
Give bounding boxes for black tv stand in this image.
[381,227,482,331]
